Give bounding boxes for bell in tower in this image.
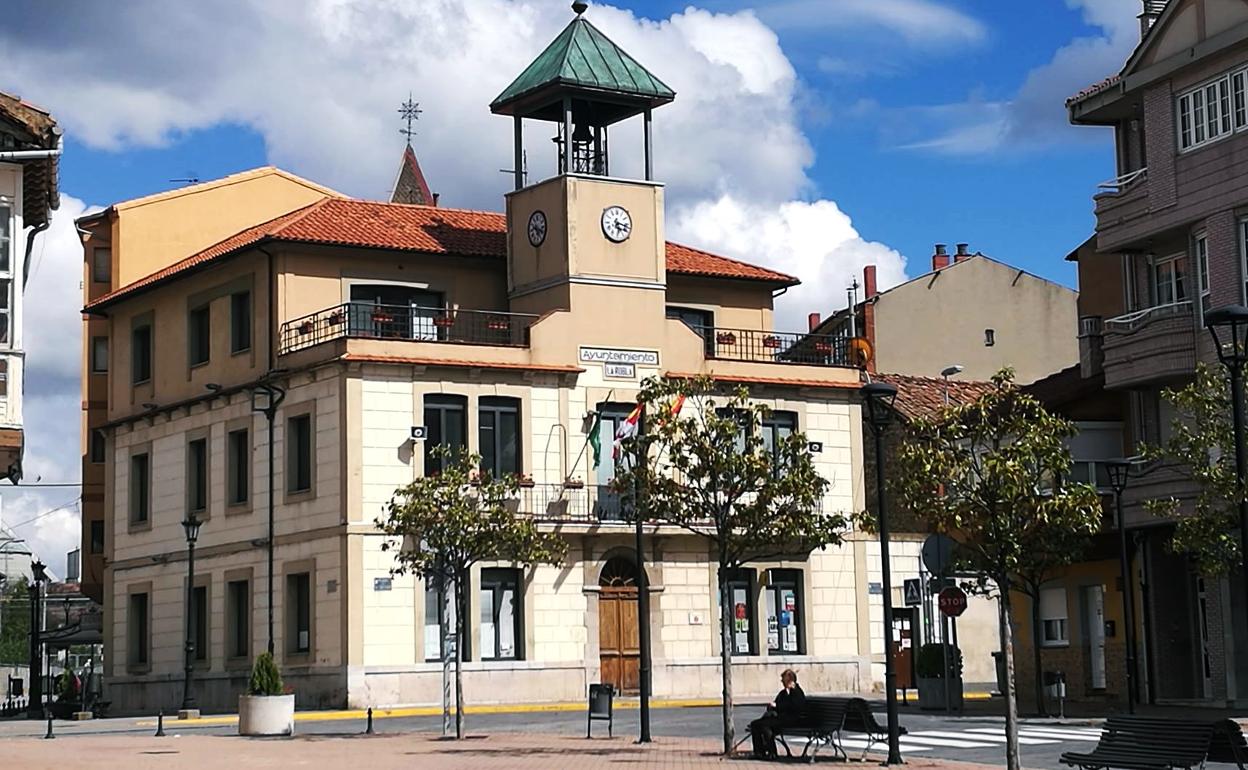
[490,1,675,189]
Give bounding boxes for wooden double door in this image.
[599,587,640,694]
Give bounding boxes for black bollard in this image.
[365,707,375,735]
[44,713,54,740]
[155,710,166,737]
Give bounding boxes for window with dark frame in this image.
[188,305,211,366]
[90,520,104,555]
[131,324,152,384]
[762,411,798,477]
[230,291,251,354]
[765,569,803,655]
[479,397,521,479]
[192,584,208,662]
[92,247,111,284]
[187,437,208,514]
[665,306,715,356]
[424,395,467,475]
[128,592,149,666]
[227,579,250,659]
[287,413,312,493]
[130,453,150,524]
[286,572,311,654]
[727,568,757,656]
[227,428,250,505]
[91,336,109,373]
[424,576,464,662]
[90,429,106,464]
[479,568,521,660]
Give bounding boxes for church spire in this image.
[391,94,435,205]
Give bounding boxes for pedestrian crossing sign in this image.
[903,578,922,606]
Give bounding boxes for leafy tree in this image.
[1142,363,1243,575]
[376,449,566,739]
[0,577,31,666]
[891,370,1101,770]
[613,375,842,755]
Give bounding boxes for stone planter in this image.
[238,694,295,736]
[917,677,963,711]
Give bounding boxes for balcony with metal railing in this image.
[692,326,854,368]
[279,303,539,356]
[1101,301,1197,389]
[503,483,831,525]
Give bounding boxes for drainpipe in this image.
[21,220,49,289]
[0,133,63,162]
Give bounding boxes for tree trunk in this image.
[454,567,466,740]
[1030,591,1047,717]
[998,581,1021,770]
[441,568,452,737]
[718,567,735,755]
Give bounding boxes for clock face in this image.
[601,205,632,243]
[527,210,547,247]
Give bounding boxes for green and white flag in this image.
[588,413,603,469]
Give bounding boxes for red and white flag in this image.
[613,403,643,458]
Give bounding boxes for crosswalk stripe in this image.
[782,736,931,754]
[898,733,1000,748]
[1019,728,1101,741]
[960,728,1059,745]
[909,729,1052,746]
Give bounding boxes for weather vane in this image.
[399,94,422,143]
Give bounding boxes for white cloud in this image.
[899,0,1137,155]
[759,0,986,45]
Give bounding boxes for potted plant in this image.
[563,477,585,489]
[916,642,964,711]
[238,652,295,736]
[762,335,782,349]
[716,331,737,346]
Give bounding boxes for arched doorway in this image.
[598,555,640,694]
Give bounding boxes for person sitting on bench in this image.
[750,669,806,759]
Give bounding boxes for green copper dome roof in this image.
[490,16,675,119]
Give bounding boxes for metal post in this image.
[635,477,652,743]
[643,108,653,181]
[26,577,41,719]
[1231,365,1248,679]
[267,408,276,656]
[1115,487,1138,713]
[182,536,197,712]
[873,424,903,764]
[561,97,572,175]
[513,116,524,191]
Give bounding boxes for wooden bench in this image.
[839,697,908,759]
[1060,716,1215,770]
[775,696,852,762]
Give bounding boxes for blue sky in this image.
[1,0,1137,563]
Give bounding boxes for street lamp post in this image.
[181,515,203,714]
[861,381,903,765]
[252,382,287,655]
[1105,459,1138,713]
[26,560,47,719]
[1204,306,1248,646]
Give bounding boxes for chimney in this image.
[932,244,950,271]
[1139,0,1165,39]
[954,243,971,263]
[808,312,821,332]
[432,192,440,207]
[863,264,878,299]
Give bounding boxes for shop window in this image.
[480,568,521,660]
[424,576,463,661]
[727,568,757,656]
[765,569,803,655]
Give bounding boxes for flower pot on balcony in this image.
[298,321,313,335]
[518,478,536,488]
[371,313,393,324]
[814,342,832,354]
[238,694,295,736]
[434,316,456,328]
[716,332,737,345]
[486,320,510,331]
[762,336,782,349]
[563,480,585,489]
[327,311,343,326]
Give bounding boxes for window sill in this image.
[126,663,152,675]
[225,501,253,517]
[127,520,152,535]
[1040,641,1070,649]
[284,489,315,505]
[132,379,151,387]
[189,360,210,371]
[231,347,252,357]
[284,652,313,667]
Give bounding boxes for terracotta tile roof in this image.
[1066,75,1121,107]
[86,197,797,311]
[872,372,995,421]
[342,353,582,374]
[665,371,860,390]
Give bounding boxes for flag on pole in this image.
[589,414,603,469]
[668,393,687,418]
[613,403,643,459]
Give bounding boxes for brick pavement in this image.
[0,731,1017,769]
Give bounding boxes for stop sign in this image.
[938,586,968,617]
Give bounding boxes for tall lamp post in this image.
[861,381,903,765]
[252,382,287,655]
[1204,305,1248,646]
[1105,459,1138,713]
[181,515,203,715]
[26,559,47,719]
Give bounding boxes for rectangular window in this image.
[727,569,757,656]
[1195,232,1210,324]
[1241,219,1248,305]
[286,413,313,493]
[765,569,803,655]
[230,291,251,354]
[479,397,521,479]
[128,592,149,667]
[90,520,104,555]
[187,437,208,514]
[1040,586,1069,646]
[192,584,209,663]
[424,395,467,475]
[226,579,250,659]
[129,453,150,524]
[90,429,106,464]
[91,336,109,373]
[424,576,460,661]
[227,428,250,505]
[188,305,210,367]
[762,411,798,476]
[479,568,521,660]
[286,572,311,654]
[92,247,111,284]
[1179,74,1240,150]
[0,359,6,399]
[1151,255,1186,306]
[0,204,10,275]
[0,278,11,347]
[666,305,715,357]
[1236,71,1247,130]
[131,324,152,384]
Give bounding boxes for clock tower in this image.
[491,2,675,329]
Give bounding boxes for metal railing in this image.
[1096,167,1147,193]
[1079,315,1104,337]
[693,326,853,367]
[500,483,830,525]
[1104,300,1192,333]
[280,303,539,355]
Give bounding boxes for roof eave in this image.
[490,80,675,119]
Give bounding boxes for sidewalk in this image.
[0,731,1014,769]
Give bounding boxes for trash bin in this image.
[992,651,1006,696]
[1043,670,1066,699]
[586,683,614,738]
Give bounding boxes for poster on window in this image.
[767,616,779,650]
